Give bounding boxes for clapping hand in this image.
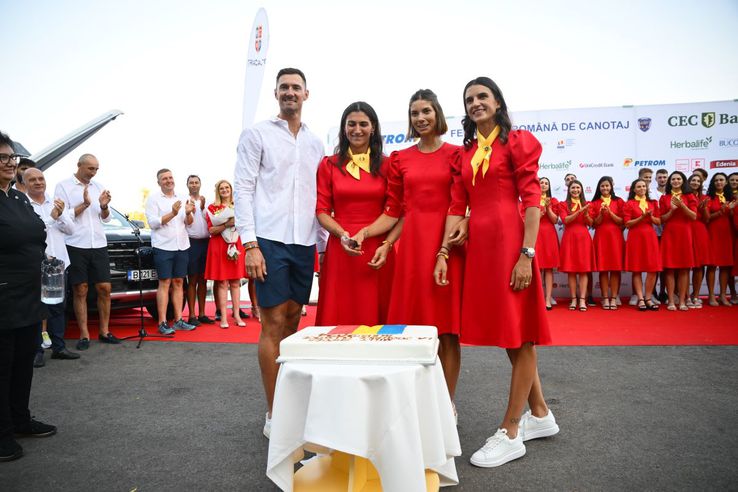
[185,199,195,214]
[51,198,65,219]
[199,196,206,210]
[171,200,182,214]
[82,185,91,206]
[99,189,111,207]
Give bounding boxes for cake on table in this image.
[277,325,439,364]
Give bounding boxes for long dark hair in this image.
[627,179,652,201]
[565,180,588,210]
[664,171,692,195]
[407,89,448,139]
[333,101,384,176]
[539,177,552,199]
[688,174,704,198]
[592,176,620,201]
[706,172,734,201]
[461,77,512,149]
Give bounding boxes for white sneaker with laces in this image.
[41,332,52,349]
[263,412,271,439]
[519,409,560,442]
[470,428,525,468]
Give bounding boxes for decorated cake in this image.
[277,325,439,364]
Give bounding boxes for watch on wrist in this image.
[520,247,535,259]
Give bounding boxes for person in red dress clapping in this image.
[623,179,662,310]
[435,77,557,468]
[704,172,735,306]
[659,171,697,311]
[314,101,394,326]
[687,174,709,308]
[537,177,559,310]
[558,180,595,311]
[205,180,246,328]
[589,176,624,310]
[727,172,738,303]
[350,90,465,405]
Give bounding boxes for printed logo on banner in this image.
[579,162,615,168]
[637,118,652,132]
[675,159,690,172]
[539,159,572,171]
[675,158,705,172]
[623,158,633,167]
[701,112,715,128]
[710,159,738,169]
[556,138,575,149]
[585,186,593,194]
[692,158,705,170]
[670,137,712,150]
[719,138,738,147]
[625,158,667,167]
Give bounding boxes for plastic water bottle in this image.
[41,258,65,304]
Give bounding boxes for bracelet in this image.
[100,205,108,211]
[244,241,259,250]
[382,240,393,248]
[436,251,449,260]
[439,245,450,253]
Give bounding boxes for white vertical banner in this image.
[242,8,269,130]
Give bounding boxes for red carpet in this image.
[65,300,738,346]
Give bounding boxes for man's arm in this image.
[234,128,262,244]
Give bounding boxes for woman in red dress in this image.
[204,180,246,328]
[704,172,735,306]
[558,180,595,311]
[314,101,394,326]
[435,77,557,468]
[537,177,559,310]
[623,179,662,310]
[659,171,697,311]
[688,173,709,308]
[589,176,624,310]
[350,90,465,403]
[728,172,738,303]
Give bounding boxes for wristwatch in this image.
[520,247,535,259]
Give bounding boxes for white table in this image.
[266,359,461,492]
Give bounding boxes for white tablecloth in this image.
[266,359,461,492]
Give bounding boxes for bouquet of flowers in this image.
[208,205,240,261]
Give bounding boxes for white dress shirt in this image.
[54,175,111,249]
[234,117,325,246]
[145,191,191,251]
[186,196,210,239]
[28,192,74,268]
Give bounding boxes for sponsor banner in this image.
[242,8,269,130]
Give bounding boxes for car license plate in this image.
[127,269,158,281]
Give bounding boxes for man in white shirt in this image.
[54,154,119,350]
[145,169,196,335]
[184,175,213,326]
[653,168,669,200]
[25,167,81,365]
[235,67,324,437]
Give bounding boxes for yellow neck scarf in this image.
[471,126,500,185]
[540,196,547,207]
[716,192,726,204]
[635,195,648,212]
[570,198,581,211]
[346,149,371,180]
[602,196,612,206]
[671,190,682,198]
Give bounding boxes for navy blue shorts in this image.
[187,238,209,276]
[67,246,111,285]
[153,248,189,279]
[255,237,314,308]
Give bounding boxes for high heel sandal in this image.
[602,298,611,310]
[638,298,647,311]
[569,298,577,310]
[578,297,588,312]
[645,299,659,311]
[609,297,618,310]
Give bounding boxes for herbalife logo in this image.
[670,137,712,150]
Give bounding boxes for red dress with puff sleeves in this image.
[449,130,551,348]
[623,199,662,272]
[383,143,464,336]
[204,204,246,280]
[558,201,596,273]
[314,155,394,326]
[691,195,711,267]
[589,198,625,271]
[705,196,735,267]
[659,193,697,269]
[536,197,560,269]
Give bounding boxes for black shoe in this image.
[187,317,202,327]
[33,352,45,368]
[214,309,221,321]
[76,338,90,350]
[51,348,81,360]
[98,333,121,345]
[237,309,250,319]
[198,315,214,324]
[14,419,57,438]
[658,292,668,303]
[0,438,23,462]
[586,295,596,306]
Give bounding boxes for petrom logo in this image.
[702,112,715,128]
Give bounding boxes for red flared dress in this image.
[315,156,395,326]
[536,198,560,269]
[589,198,625,272]
[733,207,738,269]
[659,194,697,269]
[383,143,464,336]
[449,130,550,348]
[623,199,662,272]
[691,195,711,267]
[705,196,735,267]
[204,204,245,280]
[558,202,596,273]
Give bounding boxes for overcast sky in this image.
[3,0,737,212]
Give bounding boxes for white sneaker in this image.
[41,332,52,349]
[470,428,525,468]
[628,295,638,306]
[263,412,271,439]
[519,409,560,442]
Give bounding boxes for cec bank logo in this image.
[702,112,715,128]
